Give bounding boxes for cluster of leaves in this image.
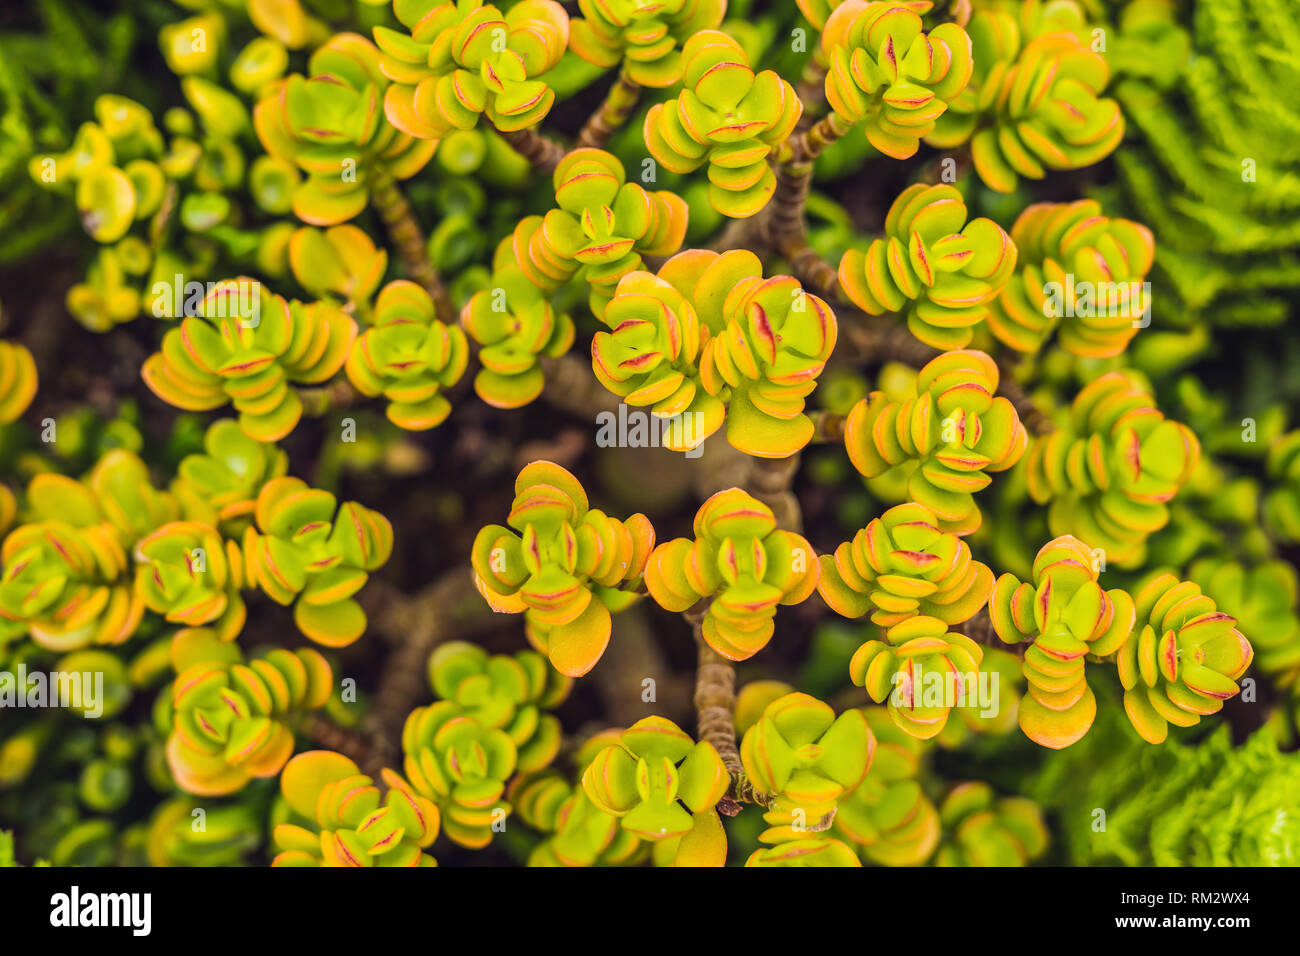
[1,0,1297,870]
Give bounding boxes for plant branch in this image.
[500,126,567,175]
[689,600,773,815]
[746,452,803,533]
[369,170,454,324]
[809,410,847,444]
[575,69,642,150]
[956,608,1026,658]
[303,714,373,767]
[299,378,359,417]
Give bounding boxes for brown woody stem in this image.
[746,453,803,533]
[500,126,567,175]
[764,113,853,289]
[299,379,359,417]
[303,715,373,767]
[810,410,847,444]
[369,171,454,324]
[575,70,642,150]
[689,601,774,815]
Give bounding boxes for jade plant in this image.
[1,0,1294,877]
[595,249,838,457]
[471,460,655,677]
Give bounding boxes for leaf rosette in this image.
[822,0,975,160]
[988,535,1134,748]
[273,751,440,866]
[838,183,1016,350]
[645,488,819,660]
[345,279,469,429]
[374,0,570,138]
[1118,573,1254,745]
[643,31,802,218]
[844,349,1028,534]
[818,501,994,630]
[142,279,357,442]
[471,461,655,677]
[569,0,726,87]
[987,200,1155,357]
[511,149,688,319]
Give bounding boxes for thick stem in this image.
[689,601,773,815]
[765,113,852,288]
[299,378,359,417]
[303,714,373,767]
[747,453,803,533]
[575,70,642,150]
[500,126,567,175]
[809,410,847,444]
[369,171,454,324]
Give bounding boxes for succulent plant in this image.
[821,0,975,160]
[142,279,357,442]
[849,613,986,739]
[581,716,729,863]
[273,751,439,866]
[287,225,389,309]
[844,349,1028,534]
[643,31,802,218]
[989,535,1135,748]
[645,488,819,660]
[345,279,469,429]
[1119,573,1254,744]
[374,0,570,138]
[926,6,1124,192]
[834,706,940,865]
[0,341,37,424]
[2,0,1289,878]
[739,692,872,864]
[1188,558,1300,676]
[512,149,688,320]
[819,502,994,631]
[461,262,575,408]
[133,521,249,641]
[170,419,290,533]
[472,461,654,677]
[838,183,1017,350]
[402,700,517,848]
[242,476,393,647]
[569,0,726,87]
[428,640,569,773]
[0,521,139,652]
[166,629,332,796]
[1024,372,1200,566]
[986,200,1155,357]
[935,781,1048,866]
[596,249,838,458]
[511,771,644,867]
[255,34,437,224]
